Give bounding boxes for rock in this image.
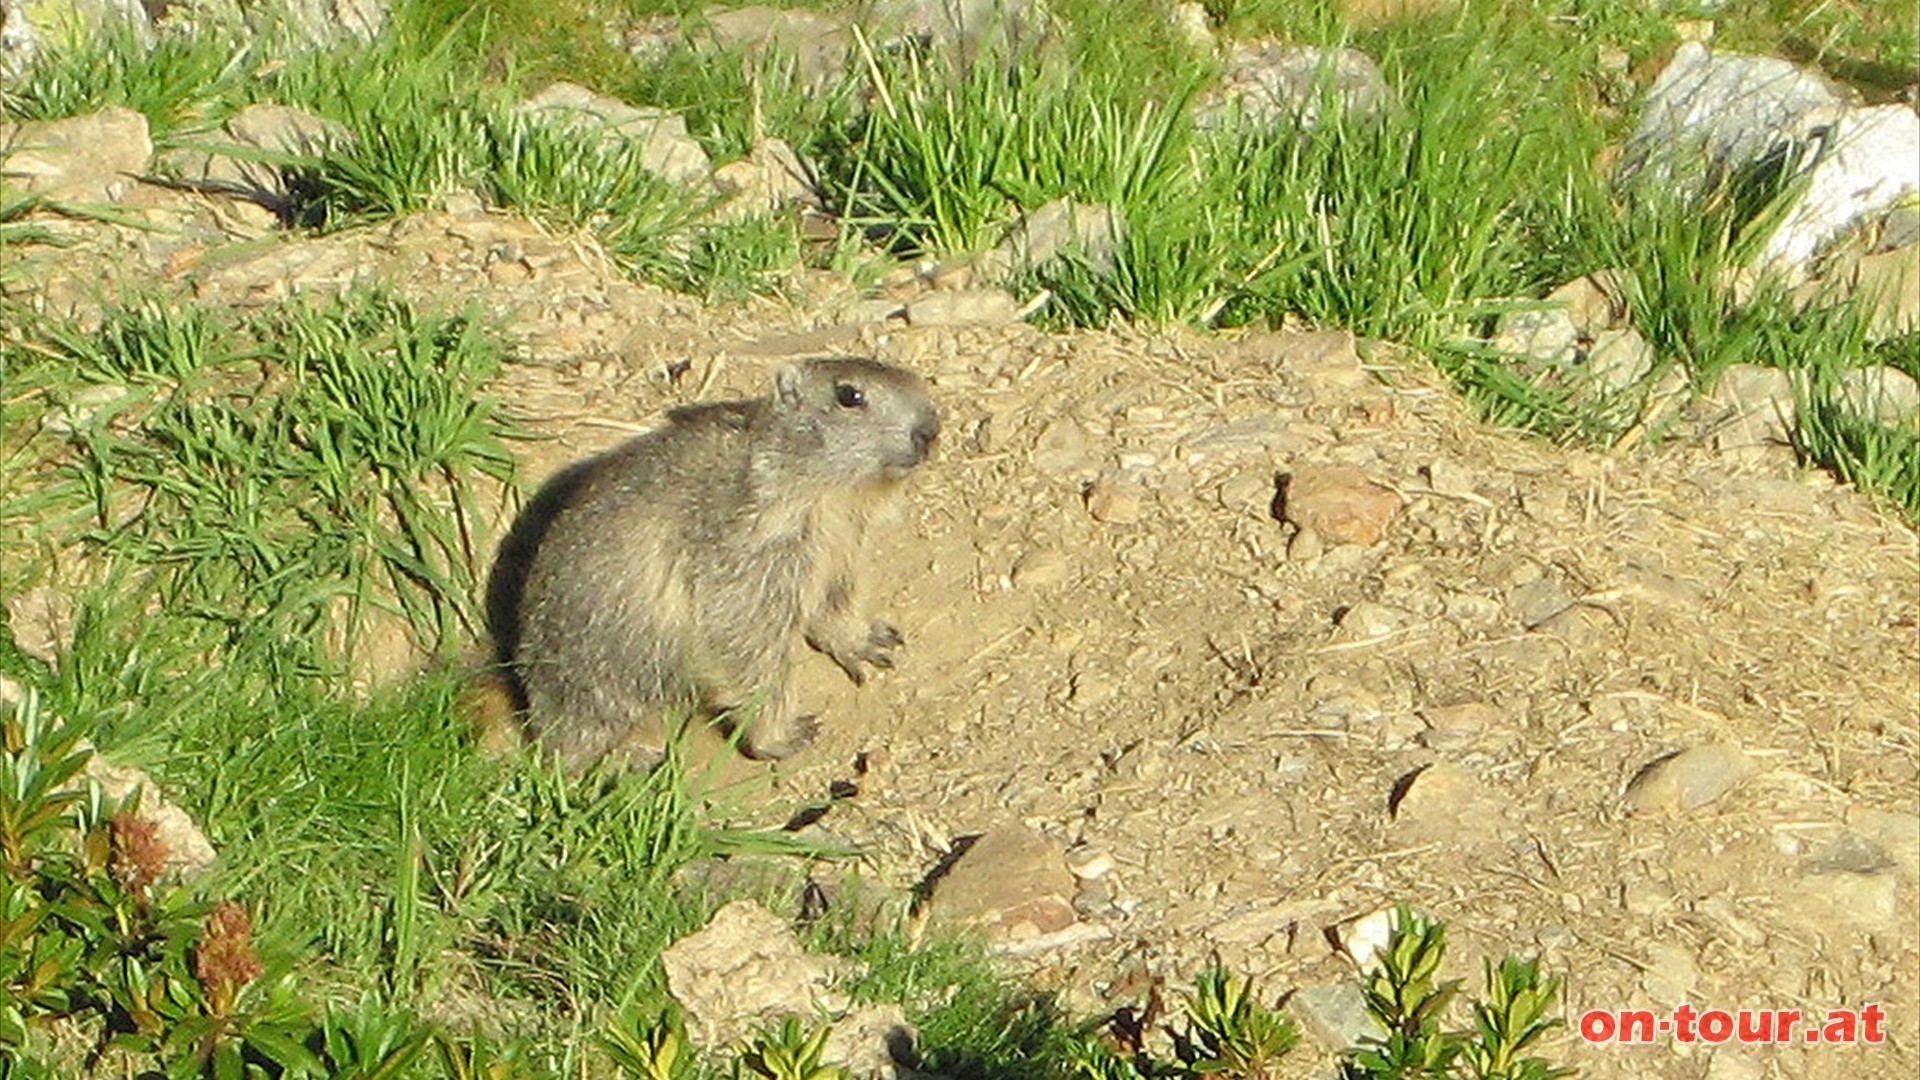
[1801,827,1896,876]
[1215,470,1277,517]
[1698,363,1795,450]
[905,287,1020,327]
[1335,600,1411,639]
[1166,1,1212,50]
[1623,742,1757,816]
[1196,42,1396,132]
[1183,415,1313,460]
[1335,907,1399,970]
[1883,207,1920,250]
[1029,414,1099,477]
[1063,846,1113,880]
[1237,331,1371,401]
[1621,876,1674,917]
[661,899,853,1052]
[1640,941,1699,1006]
[1534,924,1576,951]
[864,0,1050,69]
[2,0,40,79]
[5,584,73,667]
[517,82,711,187]
[1705,1049,1765,1080]
[1619,44,1918,280]
[1583,327,1655,392]
[1494,273,1648,393]
[1418,700,1499,749]
[0,673,21,708]
[821,1004,915,1080]
[1290,982,1385,1052]
[1388,762,1509,844]
[1493,306,1579,369]
[1492,272,1626,367]
[609,11,680,63]
[228,0,390,46]
[1338,0,1459,23]
[1845,806,1920,881]
[1845,244,1919,341]
[83,756,219,881]
[1619,564,1707,610]
[980,197,1124,279]
[1836,364,1920,427]
[923,824,1078,943]
[1618,42,1846,194]
[1278,465,1399,546]
[698,5,855,93]
[1,106,152,203]
[44,382,130,435]
[1285,526,1324,562]
[1533,604,1611,648]
[710,137,820,219]
[1010,548,1072,589]
[9,0,151,54]
[1757,105,1920,277]
[1785,867,1902,933]
[1419,458,1475,498]
[158,103,351,216]
[1442,591,1501,625]
[1085,474,1145,524]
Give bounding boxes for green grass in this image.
[0,16,252,138]
[12,292,515,671]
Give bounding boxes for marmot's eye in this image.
[834,383,866,409]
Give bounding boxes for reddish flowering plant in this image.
[193,900,264,1018]
[111,811,170,895]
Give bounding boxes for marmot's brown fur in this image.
[483,357,939,767]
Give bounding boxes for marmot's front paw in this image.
[862,620,904,669]
[811,619,905,685]
[740,713,819,760]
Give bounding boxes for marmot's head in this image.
[771,357,940,484]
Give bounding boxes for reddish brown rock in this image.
[1279,465,1401,546]
[924,825,1077,942]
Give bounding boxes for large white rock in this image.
[1619,42,1847,190]
[1757,105,1920,275]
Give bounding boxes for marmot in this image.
[485,357,939,767]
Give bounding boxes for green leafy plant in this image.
[733,1016,847,1080]
[1064,967,1297,1080]
[0,690,325,1075]
[1458,957,1573,1080]
[1346,905,1573,1080]
[1182,968,1299,1078]
[602,1007,691,1080]
[1350,906,1462,1078]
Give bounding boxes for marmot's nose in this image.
[911,413,940,459]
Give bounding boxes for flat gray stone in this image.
[1290,981,1385,1052]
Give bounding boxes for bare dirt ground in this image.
[16,205,1920,1079]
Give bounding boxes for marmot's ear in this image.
[775,364,805,407]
